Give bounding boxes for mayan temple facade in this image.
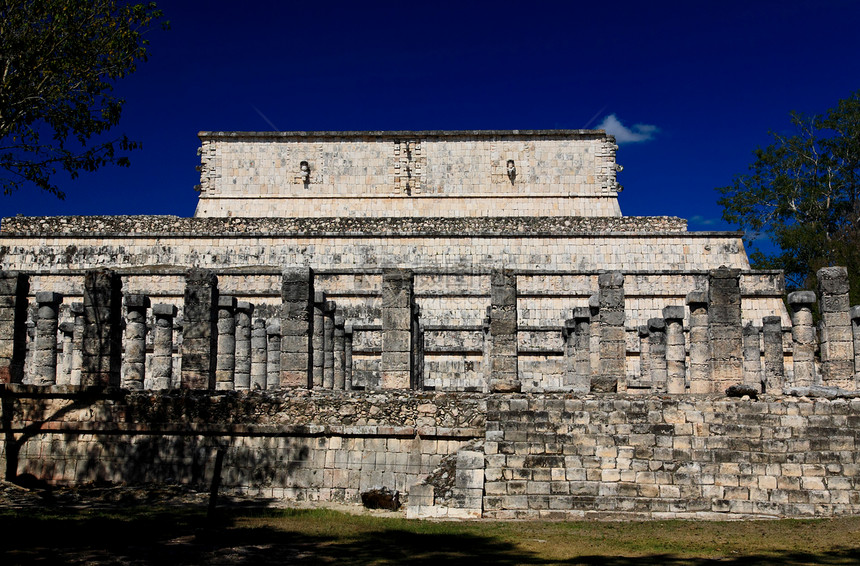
[2,129,860,519]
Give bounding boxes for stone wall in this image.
[482,394,860,519]
[0,386,484,502]
[194,130,622,218]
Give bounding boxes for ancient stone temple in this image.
[2,129,860,519]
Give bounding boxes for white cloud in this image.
[597,114,658,143]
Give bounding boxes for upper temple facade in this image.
[194,130,623,218]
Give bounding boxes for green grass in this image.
[1,506,860,564]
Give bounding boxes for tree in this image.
[717,92,860,304]
[0,0,166,198]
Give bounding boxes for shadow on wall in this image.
[1,391,310,490]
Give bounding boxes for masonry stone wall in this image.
[194,130,622,218]
[482,395,860,519]
[0,387,484,503]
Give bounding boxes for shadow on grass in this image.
[0,508,858,565]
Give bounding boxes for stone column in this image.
[82,269,122,388]
[344,323,354,391]
[323,300,336,389]
[412,303,423,390]
[817,266,855,388]
[122,294,149,390]
[266,319,281,390]
[562,318,576,390]
[663,305,686,394]
[481,307,491,392]
[573,307,591,390]
[215,295,236,391]
[280,267,314,389]
[181,268,217,390]
[596,272,625,392]
[588,294,600,381]
[852,306,860,383]
[742,323,762,393]
[251,319,267,390]
[637,325,650,383]
[70,302,84,386]
[489,269,520,393]
[686,290,710,393]
[234,301,252,390]
[334,314,345,390]
[151,304,176,390]
[381,269,414,390]
[312,291,325,388]
[0,271,28,384]
[708,267,743,389]
[58,321,74,385]
[648,318,667,393]
[762,315,784,394]
[788,291,817,388]
[33,291,62,386]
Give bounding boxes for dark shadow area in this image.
[0,508,859,565]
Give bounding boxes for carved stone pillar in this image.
[266,319,281,390]
[312,291,325,388]
[122,294,149,390]
[637,325,650,384]
[573,307,592,391]
[234,301,252,390]
[817,267,855,388]
[215,295,236,391]
[323,300,335,389]
[250,319,267,390]
[151,304,176,390]
[762,316,784,393]
[33,291,62,386]
[334,313,345,390]
[381,269,414,390]
[648,318,667,393]
[686,290,711,393]
[181,268,217,390]
[708,267,743,390]
[58,321,75,385]
[788,291,817,388]
[82,269,122,387]
[344,322,354,391]
[0,271,29,384]
[280,267,314,388]
[597,272,625,392]
[663,305,686,394]
[742,323,762,393]
[489,269,519,393]
[70,302,84,386]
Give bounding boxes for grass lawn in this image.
[1,506,860,565]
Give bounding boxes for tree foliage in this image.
[0,0,165,198]
[717,92,860,303]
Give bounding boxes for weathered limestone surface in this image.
[686,291,710,393]
[121,294,149,390]
[742,323,762,393]
[0,272,28,384]
[788,291,817,388]
[381,269,413,390]
[181,269,217,390]
[280,268,314,389]
[82,269,122,387]
[647,318,667,392]
[818,267,855,388]
[33,291,61,386]
[762,316,784,394]
[663,306,686,394]
[234,301,252,390]
[596,272,624,393]
[489,269,519,393]
[215,295,237,391]
[151,304,176,390]
[708,268,743,392]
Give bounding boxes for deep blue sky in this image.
[3,0,860,233]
